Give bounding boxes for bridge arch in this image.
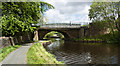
[33,27,87,41]
[38,30,70,40]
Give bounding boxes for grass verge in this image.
[0,45,22,62]
[27,41,64,64]
[73,31,120,44]
[73,38,103,41]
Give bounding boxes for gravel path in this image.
[0,41,43,65]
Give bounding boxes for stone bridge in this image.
[33,25,89,40]
[33,23,109,41]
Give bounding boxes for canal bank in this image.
[27,40,65,64]
[72,38,105,43]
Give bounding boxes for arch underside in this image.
[38,30,70,40]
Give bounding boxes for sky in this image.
[43,0,92,24]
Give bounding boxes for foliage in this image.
[0,1,1,8]
[89,2,119,21]
[0,45,21,62]
[88,1,120,43]
[89,2,120,31]
[82,24,89,27]
[44,31,64,39]
[74,31,120,44]
[98,31,120,44]
[27,41,64,64]
[1,2,54,36]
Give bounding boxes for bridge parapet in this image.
[40,23,81,28]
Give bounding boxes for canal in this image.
[44,38,120,64]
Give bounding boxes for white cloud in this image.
[43,0,92,24]
[45,9,66,23]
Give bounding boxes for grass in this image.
[73,31,120,44]
[73,38,103,41]
[27,41,65,64]
[0,45,22,62]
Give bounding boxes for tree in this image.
[88,1,120,43]
[89,2,120,31]
[0,1,2,37]
[1,2,54,36]
[1,2,54,46]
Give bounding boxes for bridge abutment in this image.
[33,30,39,41]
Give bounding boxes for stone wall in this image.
[78,23,110,38]
[13,32,33,44]
[0,37,11,48]
[88,23,110,37]
[0,32,33,48]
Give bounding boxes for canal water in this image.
[44,38,120,64]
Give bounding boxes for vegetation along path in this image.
[0,41,42,64]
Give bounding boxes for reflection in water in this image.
[44,39,119,64]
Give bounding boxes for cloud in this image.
[44,0,92,24]
[45,9,66,23]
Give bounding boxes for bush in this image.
[98,31,120,44]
